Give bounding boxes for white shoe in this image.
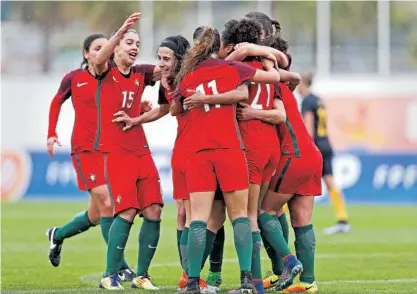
[323,222,351,235]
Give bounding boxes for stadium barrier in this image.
[1,149,416,204]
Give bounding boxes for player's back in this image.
[64,69,99,154]
[301,93,332,153]
[238,60,279,150]
[180,59,251,151]
[278,83,319,158]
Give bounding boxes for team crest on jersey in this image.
[89,173,96,183]
[116,195,122,205]
[135,79,140,87]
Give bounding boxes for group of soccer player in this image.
[46,9,350,294]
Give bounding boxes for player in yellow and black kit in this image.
[299,71,351,234]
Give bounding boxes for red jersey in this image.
[47,69,99,154]
[158,82,197,151]
[96,62,155,155]
[277,82,319,158]
[179,59,256,151]
[238,60,280,150]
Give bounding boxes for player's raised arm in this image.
[47,71,76,157]
[94,13,141,75]
[226,43,278,67]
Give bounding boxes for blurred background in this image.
[1,0,416,204]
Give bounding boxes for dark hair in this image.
[271,19,282,36]
[193,26,205,42]
[270,35,289,53]
[221,17,262,47]
[159,35,191,76]
[175,26,220,86]
[244,11,274,45]
[81,33,106,69]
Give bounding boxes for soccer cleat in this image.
[254,280,265,294]
[118,267,136,282]
[99,274,124,290]
[46,227,63,267]
[275,255,303,291]
[206,271,222,288]
[263,271,280,289]
[131,273,159,290]
[185,277,201,294]
[178,271,188,289]
[240,271,255,294]
[279,281,318,293]
[323,222,351,235]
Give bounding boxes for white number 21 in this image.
[122,91,134,109]
[196,80,221,112]
[251,83,270,110]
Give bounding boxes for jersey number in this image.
[251,83,270,110]
[317,107,328,137]
[196,80,221,112]
[122,91,134,109]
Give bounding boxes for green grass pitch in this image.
[2,202,417,293]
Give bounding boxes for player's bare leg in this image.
[281,196,318,293]
[186,191,216,294]
[258,191,303,291]
[323,175,350,235]
[223,188,255,293]
[132,203,162,290]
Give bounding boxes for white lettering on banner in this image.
[46,161,77,186]
[373,164,417,190]
[333,154,362,190]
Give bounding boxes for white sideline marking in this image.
[5,278,417,293]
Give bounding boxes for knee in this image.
[142,204,162,220]
[290,209,312,227]
[87,209,101,225]
[118,208,137,222]
[177,204,186,220]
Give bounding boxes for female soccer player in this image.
[92,13,163,290]
[46,33,134,281]
[257,34,321,293]
[175,25,281,294]
[214,17,287,294]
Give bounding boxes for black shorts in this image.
[321,151,333,176]
[214,181,224,200]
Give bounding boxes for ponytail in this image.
[175,26,220,86]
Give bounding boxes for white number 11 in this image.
[196,80,221,112]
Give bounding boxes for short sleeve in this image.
[226,61,256,84]
[134,64,156,86]
[158,84,169,105]
[301,96,317,114]
[273,83,282,100]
